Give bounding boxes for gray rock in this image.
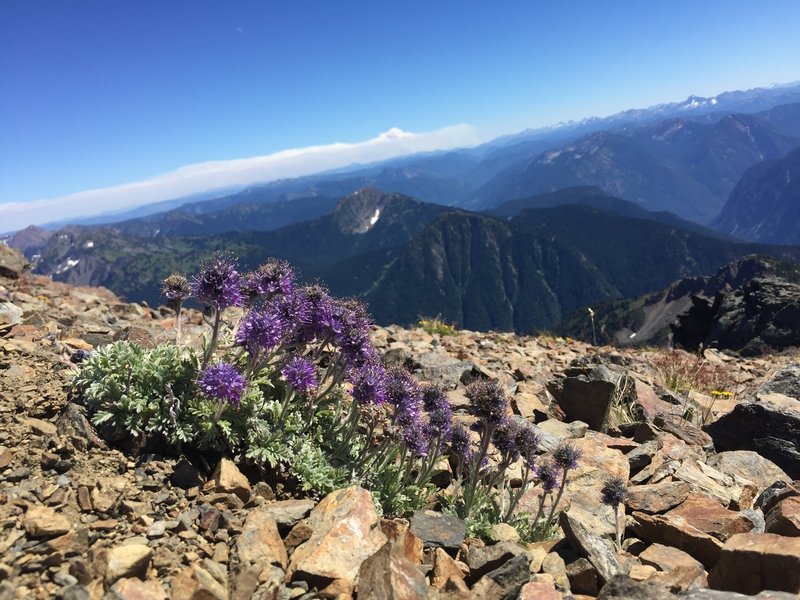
[409,510,466,551]
[415,352,473,389]
[597,575,676,600]
[469,553,531,600]
[759,364,800,400]
[560,511,621,585]
[703,400,800,479]
[466,541,527,581]
[547,364,618,432]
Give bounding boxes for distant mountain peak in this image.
[332,188,419,234]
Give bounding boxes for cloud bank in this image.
[0,124,479,233]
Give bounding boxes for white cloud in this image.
[0,124,479,233]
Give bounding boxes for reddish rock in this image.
[171,564,227,600]
[519,579,563,599]
[236,506,288,570]
[765,496,800,536]
[626,481,691,514]
[357,541,427,600]
[22,506,71,537]
[288,486,387,591]
[633,379,676,422]
[631,511,723,568]
[380,519,424,565]
[110,577,168,600]
[431,547,467,591]
[212,458,251,502]
[649,564,708,592]
[668,493,756,541]
[708,532,800,594]
[638,543,705,572]
[707,450,791,494]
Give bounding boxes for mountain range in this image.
[7,83,800,341]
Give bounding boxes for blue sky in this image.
[1,1,799,228]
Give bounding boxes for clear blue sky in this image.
[1,0,799,207]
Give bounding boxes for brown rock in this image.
[626,482,691,514]
[288,486,387,590]
[672,459,756,510]
[542,552,570,591]
[519,579,563,599]
[649,564,708,592]
[632,379,676,422]
[24,416,58,436]
[105,544,153,585]
[638,543,705,572]
[357,541,426,600]
[708,532,800,594]
[765,496,800,536]
[631,511,723,569]
[380,519,423,565]
[90,476,128,513]
[653,414,713,452]
[431,547,467,591]
[236,506,288,570]
[668,493,755,541]
[109,577,168,600]
[22,506,71,537]
[284,521,313,553]
[0,447,13,469]
[565,557,599,596]
[171,564,228,600]
[212,459,251,502]
[707,450,791,495]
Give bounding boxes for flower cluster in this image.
[197,362,246,408]
[465,379,509,425]
[191,254,243,311]
[281,355,318,395]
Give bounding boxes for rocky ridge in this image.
[2,249,800,599]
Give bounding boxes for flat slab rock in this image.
[708,532,800,595]
[409,510,466,551]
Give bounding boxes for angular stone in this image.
[560,511,621,585]
[704,399,800,480]
[288,486,387,589]
[409,510,466,551]
[23,506,71,537]
[105,544,153,585]
[649,564,708,592]
[212,459,251,502]
[109,577,168,600]
[547,364,617,432]
[469,553,532,600]
[596,575,676,600]
[632,379,676,423]
[765,496,800,536]
[467,542,527,580]
[707,450,791,495]
[542,552,569,591]
[24,417,58,436]
[171,565,228,600]
[236,506,287,569]
[639,543,705,572]
[631,511,723,569]
[755,481,800,514]
[489,523,520,543]
[626,481,691,514]
[565,556,599,596]
[431,547,467,591]
[357,541,426,600]
[653,414,713,452]
[379,520,423,565]
[668,494,756,541]
[90,476,128,513]
[560,436,630,538]
[0,447,13,469]
[519,578,563,600]
[708,532,800,594]
[672,460,756,510]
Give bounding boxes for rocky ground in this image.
[2,244,800,600]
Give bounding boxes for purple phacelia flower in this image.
[553,443,582,472]
[449,423,473,464]
[191,254,243,310]
[236,307,286,354]
[515,421,541,468]
[348,362,388,405]
[465,379,508,425]
[537,461,561,494]
[197,362,246,408]
[241,258,295,302]
[422,385,453,441]
[162,273,191,304]
[281,355,318,395]
[270,288,310,338]
[492,419,522,463]
[601,476,628,508]
[402,416,430,456]
[294,285,338,343]
[334,299,376,365]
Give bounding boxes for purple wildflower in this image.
[294,285,338,343]
[537,461,561,494]
[449,423,473,465]
[236,307,286,354]
[553,443,582,472]
[197,362,246,408]
[191,254,243,310]
[401,415,430,456]
[281,355,318,395]
[492,419,522,463]
[515,421,541,468]
[601,476,628,508]
[162,273,191,304]
[270,289,310,339]
[241,259,295,302]
[334,299,376,365]
[465,380,509,425]
[348,362,388,405]
[422,385,453,441]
